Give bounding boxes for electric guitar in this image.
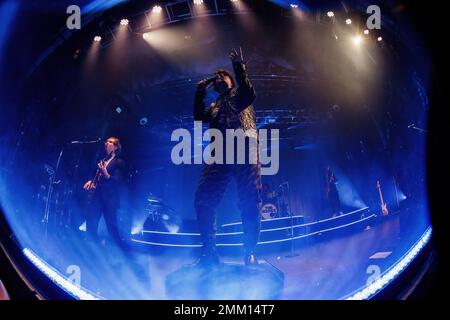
[85,153,112,201]
[376,180,389,216]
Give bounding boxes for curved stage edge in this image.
[2,206,432,300]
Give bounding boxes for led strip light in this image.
[132,213,376,247]
[344,227,432,300]
[22,248,101,300]
[141,207,370,236]
[221,207,368,227]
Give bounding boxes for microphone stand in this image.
[42,138,101,240]
[283,181,299,258]
[42,145,64,241]
[408,124,427,134]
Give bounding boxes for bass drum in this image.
[260,203,278,220]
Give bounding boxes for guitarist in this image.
[83,137,126,247]
[326,166,342,218]
[376,180,389,216]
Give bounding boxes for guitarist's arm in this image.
[83,180,94,190]
[102,159,126,184]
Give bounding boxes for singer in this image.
[192,48,262,267]
[83,137,127,247]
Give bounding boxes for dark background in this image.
[406,0,450,299]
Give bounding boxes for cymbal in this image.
[147,194,174,211]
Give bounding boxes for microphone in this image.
[407,124,427,133]
[196,75,218,89]
[70,138,102,144]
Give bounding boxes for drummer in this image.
[261,183,277,203]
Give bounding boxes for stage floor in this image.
[23,213,423,299]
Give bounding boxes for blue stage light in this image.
[139,117,148,125]
[81,0,128,15]
[131,225,143,235]
[78,221,86,232]
[267,0,310,12]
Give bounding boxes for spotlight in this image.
[93,36,102,42]
[346,18,352,25]
[332,104,340,112]
[79,221,86,232]
[120,18,129,26]
[131,226,143,235]
[290,4,299,8]
[140,117,148,126]
[377,36,383,42]
[353,35,362,45]
[115,107,123,114]
[327,11,334,17]
[230,0,239,2]
[193,0,204,4]
[152,5,162,14]
[364,29,369,35]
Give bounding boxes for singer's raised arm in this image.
[227,47,256,111]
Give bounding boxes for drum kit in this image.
[143,182,289,232]
[144,180,293,230]
[143,181,291,232]
[260,181,291,220]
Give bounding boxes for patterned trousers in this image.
[194,162,262,255]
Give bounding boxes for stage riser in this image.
[134,208,370,247]
[165,261,285,300]
[131,221,370,256]
[131,208,373,254]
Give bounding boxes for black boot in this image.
[192,249,220,269]
[189,234,220,269]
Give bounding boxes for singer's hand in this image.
[229,47,244,64]
[83,180,96,191]
[196,81,207,90]
[196,79,213,90]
